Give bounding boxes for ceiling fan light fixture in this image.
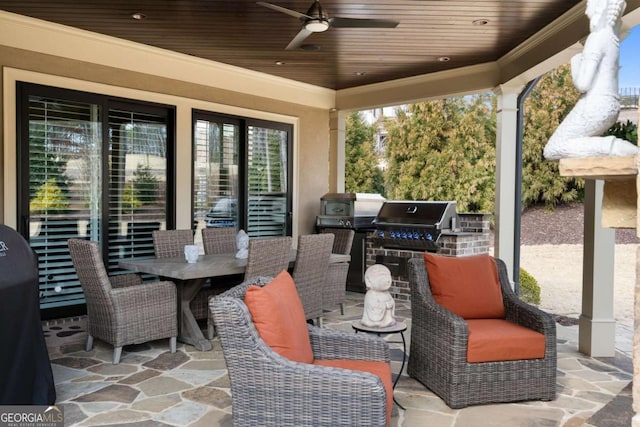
[305,19,330,32]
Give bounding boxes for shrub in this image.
[519,268,541,305]
[30,178,69,214]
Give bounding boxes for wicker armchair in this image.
[320,228,355,315]
[243,236,292,280]
[210,277,391,427]
[407,256,557,408]
[68,239,177,364]
[152,229,219,323]
[292,233,334,325]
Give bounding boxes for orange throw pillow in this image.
[245,270,314,364]
[314,359,392,426]
[424,253,505,319]
[466,319,546,362]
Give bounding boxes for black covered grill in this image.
[372,201,458,251]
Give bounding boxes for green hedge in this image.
[519,268,541,306]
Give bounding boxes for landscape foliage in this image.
[345,64,638,212]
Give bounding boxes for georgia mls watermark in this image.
[0,406,63,427]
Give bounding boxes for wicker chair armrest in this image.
[412,288,470,356]
[109,273,142,288]
[503,294,556,334]
[265,358,388,426]
[495,258,556,336]
[309,325,389,362]
[111,280,177,308]
[408,258,470,362]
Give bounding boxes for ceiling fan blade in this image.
[256,2,311,20]
[286,28,313,50]
[330,17,399,28]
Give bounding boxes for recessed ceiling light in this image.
[437,56,451,62]
[472,19,489,26]
[301,44,321,51]
[275,61,286,66]
[131,12,147,20]
[355,71,367,76]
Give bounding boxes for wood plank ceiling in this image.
[0,0,583,90]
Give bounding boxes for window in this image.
[193,112,292,239]
[17,83,175,319]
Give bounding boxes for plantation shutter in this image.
[193,116,240,236]
[106,107,168,272]
[19,84,173,316]
[27,95,102,309]
[246,124,288,238]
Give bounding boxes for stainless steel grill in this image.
[372,201,458,251]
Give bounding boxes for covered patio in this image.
[45,291,632,427]
[1,0,640,425]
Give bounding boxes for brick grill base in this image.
[365,213,491,301]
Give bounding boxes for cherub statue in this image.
[544,0,638,160]
[361,264,396,327]
[235,229,249,259]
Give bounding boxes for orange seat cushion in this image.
[314,359,392,426]
[244,270,314,364]
[466,318,546,363]
[424,253,505,319]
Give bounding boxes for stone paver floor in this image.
[43,292,633,427]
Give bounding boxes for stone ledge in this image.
[558,155,637,180]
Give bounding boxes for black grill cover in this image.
[0,225,56,404]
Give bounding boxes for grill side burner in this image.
[372,201,458,252]
[316,192,385,230]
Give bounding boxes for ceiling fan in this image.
[257,0,399,50]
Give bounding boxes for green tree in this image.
[30,177,69,214]
[345,112,384,195]
[131,163,158,205]
[522,64,584,208]
[28,122,70,210]
[122,182,142,211]
[384,95,496,212]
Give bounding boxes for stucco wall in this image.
[0,45,331,237]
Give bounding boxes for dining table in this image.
[119,250,351,351]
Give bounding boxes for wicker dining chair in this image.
[152,229,193,259]
[202,227,241,339]
[152,229,217,323]
[210,276,391,427]
[407,255,557,408]
[206,235,292,341]
[202,227,237,255]
[292,233,334,326]
[243,236,292,280]
[68,238,177,364]
[320,228,355,315]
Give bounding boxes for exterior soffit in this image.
[337,0,640,111]
[0,10,336,110]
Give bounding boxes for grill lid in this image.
[374,201,457,229]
